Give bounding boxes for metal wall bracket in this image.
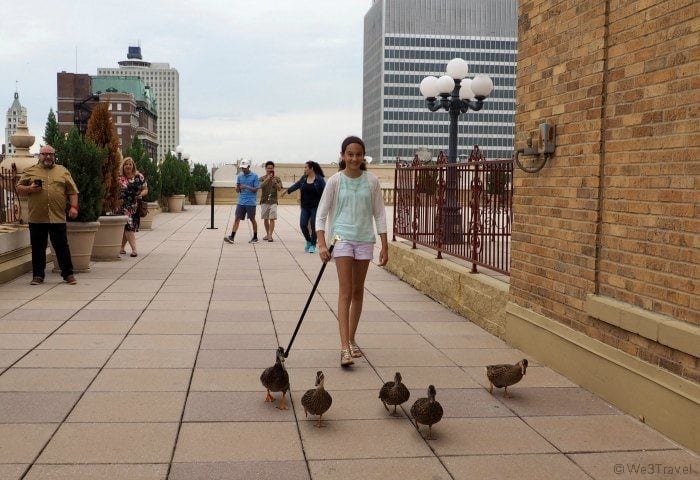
[514,123,556,173]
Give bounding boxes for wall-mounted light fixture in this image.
[514,123,556,173]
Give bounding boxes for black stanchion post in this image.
[207,185,217,230]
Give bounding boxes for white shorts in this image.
[333,240,374,260]
[260,203,277,220]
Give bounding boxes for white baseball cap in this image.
[239,159,250,168]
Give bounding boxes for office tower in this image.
[5,92,28,155]
[98,46,178,160]
[363,0,517,163]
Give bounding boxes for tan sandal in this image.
[349,341,363,358]
[340,348,354,367]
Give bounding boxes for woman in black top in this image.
[281,161,326,253]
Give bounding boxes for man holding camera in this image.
[259,161,284,242]
[16,145,79,285]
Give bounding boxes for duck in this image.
[260,347,290,410]
[301,370,333,428]
[410,385,443,440]
[378,371,410,416]
[486,359,528,398]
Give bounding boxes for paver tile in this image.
[67,391,186,422]
[105,349,197,368]
[173,422,304,462]
[427,417,557,455]
[0,424,56,462]
[200,334,278,350]
[131,319,204,334]
[70,309,142,322]
[37,334,123,350]
[37,423,178,463]
[0,392,80,423]
[119,334,200,350]
[500,387,620,416]
[88,368,191,391]
[525,415,680,452]
[309,458,450,480]
[204,321,275,334]
[0,368,97,392]
[0,321,62,334]
[300,419,433,459]
[24,464,168,480]
[361,348,454,367]
[183,391,296,422]
[0,465,26,480]
[0,310,76,322]
[190,368,264,392]
[443,454,591,480]
[569,451,700,479]
[0,350,26,368]
[55,320,134,334]
[196,349,276,369]
[442,347,532,367]
[0,333,47,349]
[169,461,309,480]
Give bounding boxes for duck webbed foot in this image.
[265,389,274,402]
[277,392,289,410]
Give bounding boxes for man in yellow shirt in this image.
[16,145,79,285]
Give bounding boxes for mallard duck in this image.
[260,347,290,410]
[301,370,332,427]
[486,359,528,398]
[379,371,410,416]
[410,385,443,440]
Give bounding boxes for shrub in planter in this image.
[160,152,190,197]
[86,103,122,215]
[191,163,212,192]
[62,128,105,222]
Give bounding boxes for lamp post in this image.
[174,145,190,164]
[419,57,494,243]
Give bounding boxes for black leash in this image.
[284,236,339,358]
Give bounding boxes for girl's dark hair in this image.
[338,136,367,171]
[341,135,365,154]
[265,161,275,168]
[305,161,325,177]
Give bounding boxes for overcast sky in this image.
[1,0,370,166]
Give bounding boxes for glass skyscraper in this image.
[363,0,517,163]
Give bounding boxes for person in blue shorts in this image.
[225,159,260,244]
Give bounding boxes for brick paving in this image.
[0,206,697,479]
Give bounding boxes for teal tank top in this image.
[332,172,376,243]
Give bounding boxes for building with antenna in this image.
[97,46,178,160]
[5,91,28,156]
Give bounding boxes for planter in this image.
[166,194,186,213]
[65,221,100,272]
[139,202,160,230]
[91,215,127,261]
[194,191,209,205]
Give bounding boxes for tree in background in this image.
[43,108,64,159]
[86,103,122,214]
[126,137,160,202]
[61,127,106,222]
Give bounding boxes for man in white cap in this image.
[225,159,260,244]
[16,144,79,285]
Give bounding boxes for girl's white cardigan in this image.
[315,171,387,243]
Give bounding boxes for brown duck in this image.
[379,371,410,416]
[260,347,290,410]
[410,385,443,440]
[301,370,333,427]
[486,359,528,398]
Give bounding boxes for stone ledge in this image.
[385,240,508,337]
[585,294,700,357]
[506,302,700,452]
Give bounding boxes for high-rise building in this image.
[5,92,28,155]
[98,46,178,160]
[363,0,517,163]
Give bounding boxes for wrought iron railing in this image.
[393,146,513,275]
[0,165,20,224]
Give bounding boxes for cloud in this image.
[1,0,370,159]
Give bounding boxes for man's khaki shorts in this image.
[260,203,278,220]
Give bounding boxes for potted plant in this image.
[85,102,126,261]
[191,163,211,205]
[127,137,161,229]
[160,152,188,212]
[54,127,105,272]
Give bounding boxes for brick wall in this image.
[512,0,698,380]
